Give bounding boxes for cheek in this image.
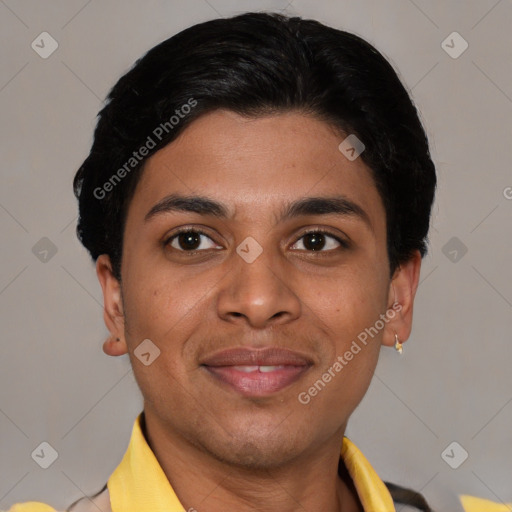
[326,349,379,416]
[314,265,388,333]
[122,276,197,407]
[306,265,387,402]
[122,266,204,338]
[121,265,219,386]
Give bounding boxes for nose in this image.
[216,246,302,329]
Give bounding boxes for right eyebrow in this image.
[144,194,230,223]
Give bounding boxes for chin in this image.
[209,437,301,470]
[189,419,308,470]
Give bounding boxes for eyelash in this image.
[163,227,350,253]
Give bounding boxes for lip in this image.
[201,347,314,367]
[201,347,313,397]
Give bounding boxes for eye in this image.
[165,229,222,252]
[290,230,347,252]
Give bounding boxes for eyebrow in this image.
[145,194,228,222]
[279,196,372,231]
[144,193,372,231]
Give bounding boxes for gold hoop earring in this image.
[394,334,403,355]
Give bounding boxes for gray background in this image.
[1,0,511,510]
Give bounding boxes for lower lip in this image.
[204,365,310,397]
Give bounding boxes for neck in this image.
[141,410,364,512]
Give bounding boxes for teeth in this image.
[232,365,259,372]
[258,365,281,372]
[231,365,285,373]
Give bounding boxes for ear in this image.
[96,254,128,357]
[382,250,422,348]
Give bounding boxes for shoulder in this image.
[66,486,110,512]
[6,485,110,512]
[385,481,433,511]
[459,494,512,511]
[5,503,60,512]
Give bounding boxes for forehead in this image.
[127,109,385,228]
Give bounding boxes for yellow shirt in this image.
[459,496,512,512]
[7,413,508,512]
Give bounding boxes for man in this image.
[10,11,443,512]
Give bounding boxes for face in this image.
[97,110,420,469]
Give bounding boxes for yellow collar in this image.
[459,495,512,511]
[107,413,396,512]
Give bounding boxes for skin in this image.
[96,110,421,512]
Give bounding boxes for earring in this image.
[394,334,403,355]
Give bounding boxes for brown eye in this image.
[302,232,327,251]
[166,230,221,251]
[290,231,346,252]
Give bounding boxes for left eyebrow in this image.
[280,196,373,233]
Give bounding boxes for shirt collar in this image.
[459,495,512,511]
[108,412,396,512]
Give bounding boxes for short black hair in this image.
[73,11,436,281]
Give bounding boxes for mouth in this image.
[201,347,313,397]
